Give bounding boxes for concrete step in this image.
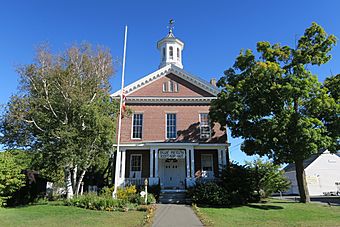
[159,192,191,204]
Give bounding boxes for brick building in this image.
[112,26,228,190]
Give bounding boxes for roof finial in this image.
[168,19,175,34]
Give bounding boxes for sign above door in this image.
[159,150,185,159]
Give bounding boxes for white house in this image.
[284,150,340,196]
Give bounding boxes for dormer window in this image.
[163,80,178,93]
[169,46,173,60]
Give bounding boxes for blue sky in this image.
[1,0,339,163]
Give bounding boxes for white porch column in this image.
[114,147,122,187]
[186,148,190,177]
[218,149,223,172]
[221,148,227,166]
[154,148,159,177]
[190,148,195,178]
[120,148,126,182]
[150,148,154,178]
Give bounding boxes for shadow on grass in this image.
[196,201,285,210]
[269,200,295,204]
[246,204,283,210]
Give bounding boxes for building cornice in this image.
[111,96,216,104]
[113,142,228,148]
[111,64,219,97]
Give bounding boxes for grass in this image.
[0,204,146,227]
[196,199,340,227]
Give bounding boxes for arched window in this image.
[169,46,173,60]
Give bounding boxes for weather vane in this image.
[168,19,175,34]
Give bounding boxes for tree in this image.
[0,44,118,198]
[0,151,26,206]
[322,74,340,151]
[246,159,290,198]
[210,22,337,202]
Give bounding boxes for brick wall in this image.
[120,104,226,143]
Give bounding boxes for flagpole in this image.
[113,25,128,198]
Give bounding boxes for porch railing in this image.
[123,178,146,187]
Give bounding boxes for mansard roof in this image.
[111,64,219,97]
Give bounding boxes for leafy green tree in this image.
[0,151,26,206]
[210,22,337,202]
[322,74,340,151]
[246,159,290,198]
[0,44,118,198]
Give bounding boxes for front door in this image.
[160,159,185,189]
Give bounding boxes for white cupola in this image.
[157,20,184,69]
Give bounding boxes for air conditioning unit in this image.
[200,134,210,139]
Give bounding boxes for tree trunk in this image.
[64,168,74,199]
[72,165,77,192]
[295,159,310,203]
[75,170,86,196]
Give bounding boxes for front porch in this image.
[114,143,228,189]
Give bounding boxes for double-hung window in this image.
[130,154,142,178]
[132,113,143,139]
[166,113,177,139]
[199,113,211,139]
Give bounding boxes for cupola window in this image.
[169,46,173,60]
[177,48,180,61]
[162,47,166,60]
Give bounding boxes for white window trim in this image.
[131,113,143,140]
[169,46,174,60]
[130,154,142,178]
[165,113,177,139]
[163,80,179,93]
[201,154,214,178]
[199,113,211,139]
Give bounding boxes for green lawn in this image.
[197,199,340,227]
[0,204,145,227]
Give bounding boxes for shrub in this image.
[99,185,115,198]
[148,184,161,201]
[0,152,26,206]
[117,185,137,202]
[64,193,128,211]
[188,181,230,206]
[136,193,156,205]
[188,163,260,206]
[220,163,260,204]
[246,159,290,198]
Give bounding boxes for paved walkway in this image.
[152,204,203,227]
